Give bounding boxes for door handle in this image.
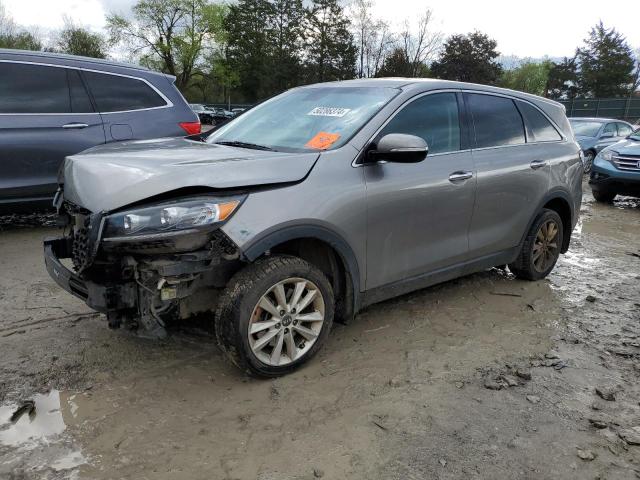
[62,123,89,129]
[530,160,547,170]
[448,171,473,182]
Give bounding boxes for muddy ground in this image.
[1,184,639,480]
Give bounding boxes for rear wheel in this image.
[592,188,617,203]
[509,209,564,281]
[215,255,334,377]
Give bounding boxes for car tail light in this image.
[179,121,201,135]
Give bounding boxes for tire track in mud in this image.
[0,312,100,336]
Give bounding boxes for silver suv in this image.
[44,79,583,376]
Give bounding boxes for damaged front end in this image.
[44,194,245,338]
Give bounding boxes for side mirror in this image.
[600,131,614,139]
[367,134,428,163]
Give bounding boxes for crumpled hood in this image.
[606,138,640,155]
[62,137,320,212]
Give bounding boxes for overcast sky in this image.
[3,0,639,59]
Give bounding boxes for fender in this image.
[520,187,576,253]
[241,223,363,311]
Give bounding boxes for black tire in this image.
[592,188,616,203]
[215,255,334,377]
[509,209,564,281]
[583,150,595,174]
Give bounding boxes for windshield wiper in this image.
[214,141,275,151]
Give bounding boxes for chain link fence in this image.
[559,97,640,124]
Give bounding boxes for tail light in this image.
[179,121,201,135]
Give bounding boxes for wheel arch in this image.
[241,225,362,322]
[524,189,575,254]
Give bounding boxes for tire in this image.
[215,255,334,377]
[583,151,595,174]
[592,188,616,203]
[509,209,564,281]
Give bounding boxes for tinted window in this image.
[617,123,633,137]
[379,93,461,154]
[603,123,616,135]
[516,100,561,142]
[468,94,525,148]
[0,62,71,113]
[67,70,94,113]
[83,71,166,112]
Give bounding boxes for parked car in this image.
[589,128,640,202]
[569,117,635,173]
[205,105,234,122]
[44,79,582,376]
[231,108,247,116]
[189,104,215,125]
[0,49,200,212]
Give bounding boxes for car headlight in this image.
[599,150,617,162]
[102,196,244,239]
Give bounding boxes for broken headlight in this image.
[102,196,244,240]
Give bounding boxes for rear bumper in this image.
[44,237,136,313]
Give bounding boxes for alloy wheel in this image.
[532,220,560,273]
[248,278,325,366]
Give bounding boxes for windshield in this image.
[207,86,398,152]
[570,120,602,137]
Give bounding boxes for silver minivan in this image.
[44,78,583,376]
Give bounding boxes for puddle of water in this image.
[0,391,65,447]
[0,390,87,476]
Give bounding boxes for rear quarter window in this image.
[83,71,167,113]
[516,100,562,142]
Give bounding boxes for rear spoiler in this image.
[164,73,177,83]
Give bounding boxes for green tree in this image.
[500,60,553,96]
[546,57,578,99]
[107,0,226,91]
[576,22,635,97]
[269,0,306,92]
[0,1,41,50]
[57,21,107,58]
[305,0,356,83]
[431,31,502,85]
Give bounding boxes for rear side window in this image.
[617,123,633,137]
[0,62,71,113]
[83,71,167,112]
[379,92,461,154]
[516,100,562,142]
[468,93,525,148]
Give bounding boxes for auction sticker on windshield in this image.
[305,132,341,150]
[307,107,351,117]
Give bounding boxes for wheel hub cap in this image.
[533,220,559,273]
[248,277,325,367]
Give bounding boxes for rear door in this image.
[466,93,551,259]
[364,91,476,289]
[0,62,105,204]
[81,70,175,141]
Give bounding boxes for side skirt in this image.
[360,247,519,309]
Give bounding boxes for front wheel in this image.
[583,151,595,174]
[215,255,334,377]
[509,209,564,281]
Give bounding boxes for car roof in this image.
[300,77,565,108]
[569,117,627,124]
[0,48,168,77]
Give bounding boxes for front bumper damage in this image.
[44,208,243,338]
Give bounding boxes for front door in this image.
[364,92,476,289]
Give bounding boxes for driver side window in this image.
[379,93,461,155]
[603,123,617,135]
